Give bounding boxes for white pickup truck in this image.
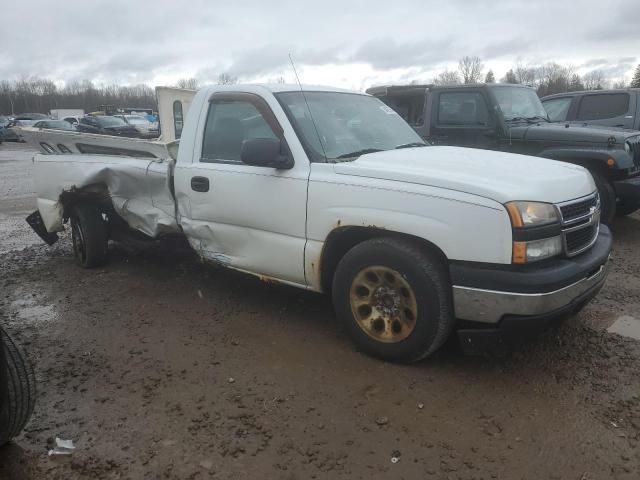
[24,84,611,362]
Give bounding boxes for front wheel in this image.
[591,172,616,225]
[332,238,454,363]
[69,204,109,268]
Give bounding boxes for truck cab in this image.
[368,83,640,223]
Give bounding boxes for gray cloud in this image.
[0,0,637,87]
[349,37,457,70]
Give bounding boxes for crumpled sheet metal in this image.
[34,154,179,238]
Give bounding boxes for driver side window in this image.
[437,92,489,126]
[201,100,278,163]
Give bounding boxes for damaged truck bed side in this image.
[24,84,611,362]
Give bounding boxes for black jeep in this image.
[367,83,640,223]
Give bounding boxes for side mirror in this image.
[240,138,293,169]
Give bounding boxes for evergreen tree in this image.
[484,70,495,83]
[631,64,640,88]
[501,69,518,84]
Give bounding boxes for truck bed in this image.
[21,127,180,238]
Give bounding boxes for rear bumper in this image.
[451,226,612,325]
[614,175,640,201]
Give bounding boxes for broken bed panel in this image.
[34,154,179,238]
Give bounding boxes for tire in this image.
[332,237,454,363]
[591,172,616,225]
[0,327,36,447]
[69,204,109,268]
[616,200,640,217]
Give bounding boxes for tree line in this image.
[431,57,640,96]
[1,63,639,116]
[0,79,157,116]
[0,72,243,116]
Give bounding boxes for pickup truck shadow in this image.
[104,240,636,370]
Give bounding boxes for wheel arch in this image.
[58,183,113,221]
[318,226,449,294]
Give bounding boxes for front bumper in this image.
[451,226,612,325]
[614,175,640,201]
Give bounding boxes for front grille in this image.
[560,196,598,222]
[628,135,640,168]
[565,224,598,254]
[558,193,600,256]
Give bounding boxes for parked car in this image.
[367,83,640,222]
[33,119,73,131]
[0,116,10,143]
[25,84,611,362]
[76,115,140,137]
[3,119,38,142]
[541,88,640,129]
[115,114,159,138]
[0,326,36,446]
[63,116,83,127]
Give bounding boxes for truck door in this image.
[173,92,309,285]
[428,90,497,149]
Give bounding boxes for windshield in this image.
[97,116,127,127]
[491,86,549,121]
[276,91,425,161]
[37,120,72,130]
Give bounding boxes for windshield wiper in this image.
[506,116,549,124]
[395,142,428,149]
[335,148,383,159]
[526,115,550,123]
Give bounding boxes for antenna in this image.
[288,54,328,160]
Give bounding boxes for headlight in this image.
[512,236,563,264]
[505,201,559,227]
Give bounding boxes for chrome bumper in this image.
[452,258,609,324]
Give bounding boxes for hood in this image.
[333,146,595,205]
[508,121,639,144]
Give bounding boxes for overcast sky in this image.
[1,0,638,90]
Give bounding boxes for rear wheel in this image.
[591,172,616,225]
[69,204,109,268]
[0,326,36,447]
[332,237,454,363]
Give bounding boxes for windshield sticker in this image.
[379,105,398,115]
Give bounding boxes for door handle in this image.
[190,176,210,192]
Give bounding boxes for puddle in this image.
[607,315,640,341]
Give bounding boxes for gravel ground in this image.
[1,143,639,479]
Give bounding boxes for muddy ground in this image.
[1,143,639,479]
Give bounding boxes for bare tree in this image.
[612,79,627,89]
[535,62,574,96]
[433,70,461,85]
[583,70,608,90]
[515,63,536,85]
[217,73,238,85]
[458,56,484,84]
[176,78,199,90]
